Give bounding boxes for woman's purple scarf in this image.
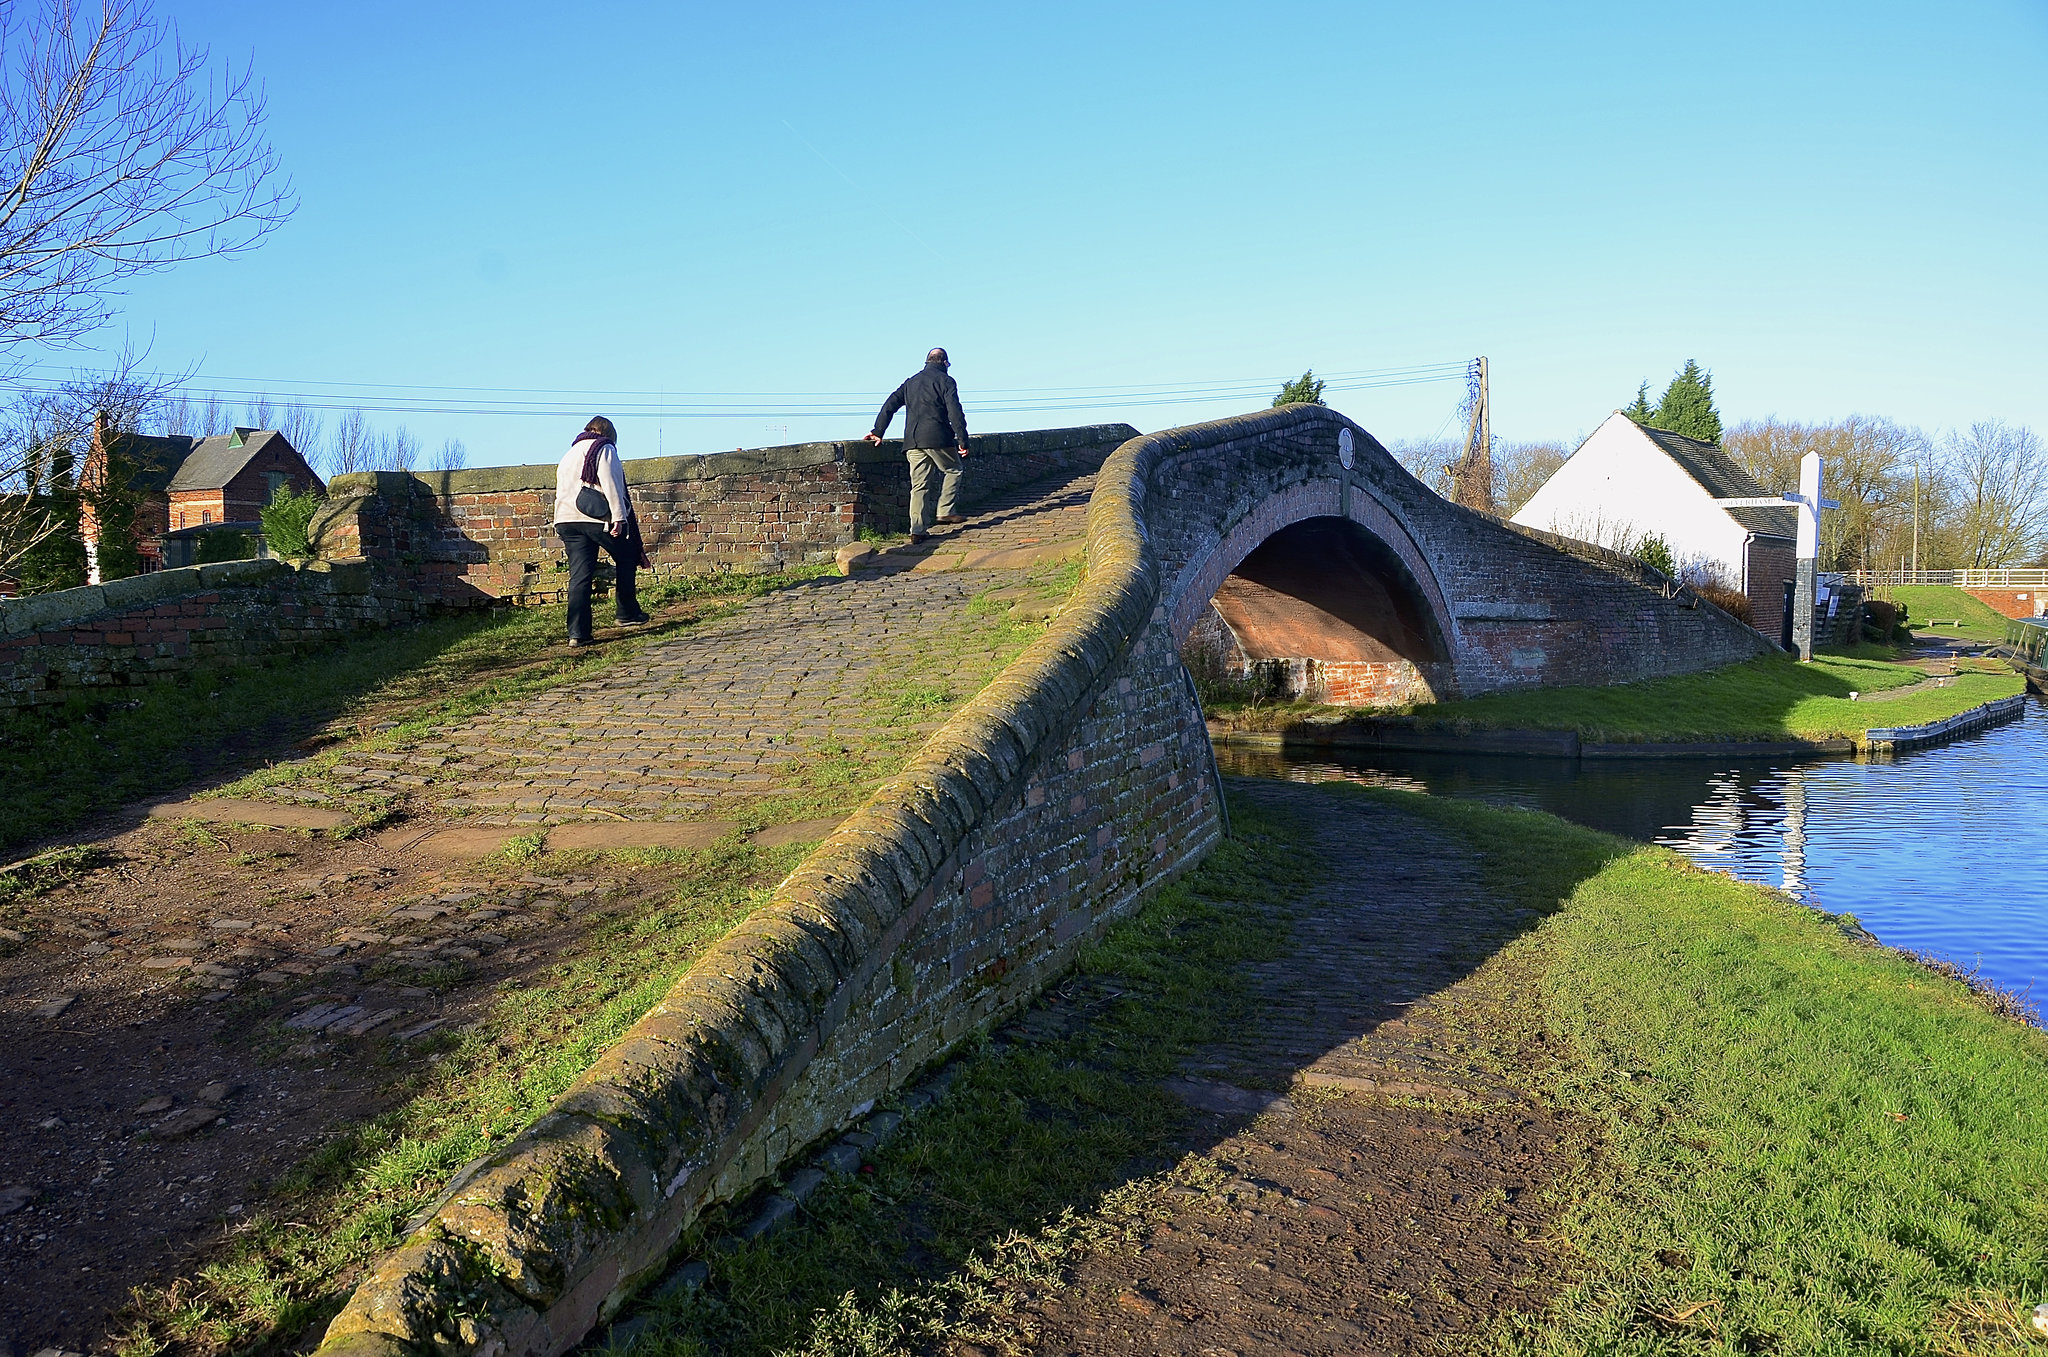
[572,432,650,568]
[573,430,608,488]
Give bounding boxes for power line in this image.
[7,361,1471,424]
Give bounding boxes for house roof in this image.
[166,429,296,493]
[1635,424,1797,539]
[106,432,199,494]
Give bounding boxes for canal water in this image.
[1215,695,2048,1001]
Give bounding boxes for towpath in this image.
[1001,780,1574,1355]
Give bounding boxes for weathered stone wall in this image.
[0,560,434,713]
[314,425,1221,1357]
[312,426,1136,605]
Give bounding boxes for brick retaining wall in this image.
[311,425,1137,605]
[0,560,433,713]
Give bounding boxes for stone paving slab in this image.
[147,798,352,831]
[245,471,1095,834]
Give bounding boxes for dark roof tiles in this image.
[166,430,293,493]
[1636,424,1797,540]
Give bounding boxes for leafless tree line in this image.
[1726,416,2048,571]
[1390,436,1569,517]
[149,393,467,474]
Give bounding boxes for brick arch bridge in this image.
[1155,405,1770,705]
[314,406,1769,1357]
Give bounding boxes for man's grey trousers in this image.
[907,445,962,536]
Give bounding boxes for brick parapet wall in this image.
[0,558,432,713]
[314,425,1220,1357]
[313,426,1136,606]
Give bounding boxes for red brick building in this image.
[166,427,324,531]
[77,422,323,578]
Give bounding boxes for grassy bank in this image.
[1891,584,2016,644]
[619,782,2048,1356]
[0,568,825,851]
[1342,786,2048,1354]
[1212,651,2023,743]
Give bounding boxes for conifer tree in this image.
[1650,359,1723,443]
[1272,370,1327,407]
[1624,381,1654,424]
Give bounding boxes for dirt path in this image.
[995,781,1579,1356]
[0,471,1093,1356]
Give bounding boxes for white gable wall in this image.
[1510,412,1751,583]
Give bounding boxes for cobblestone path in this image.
[1010,780,1573,1355]
[277,469,1096,827]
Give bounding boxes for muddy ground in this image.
[0,811,659,1352]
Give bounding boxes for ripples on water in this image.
[1216,697,2048,998]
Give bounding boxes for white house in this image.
[1511,411,1796,640]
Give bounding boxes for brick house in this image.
[1511,411,1797,641]
[166,427,324,531]
[77,421,323,579]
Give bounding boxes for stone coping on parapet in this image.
[328,424,1141,499]
[0,557,375,637]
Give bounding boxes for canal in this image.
[1216,695,2048,1002]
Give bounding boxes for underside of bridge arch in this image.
[1186,516,1455,707]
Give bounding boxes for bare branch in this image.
[0,0,295,353]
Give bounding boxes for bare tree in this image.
[328,406,367,475]
[1388,437,1457,498]
[1726,416,1927,571]
[0,0,294,356]
[196,389,226,435]
[1940,421,2048,569]
[242,392,272,429]
[276,400,319,466]
[153,386,188,434]
[0,352,173,580]
[381,425,418,472]
[432,436,466,471]
[1493,440,1569,517]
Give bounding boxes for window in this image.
[265,470,290,501]
[201,511,211,524]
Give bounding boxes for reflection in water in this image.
[1215,697,2048,997]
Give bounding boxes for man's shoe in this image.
[567,637,593,648]
[936,515,966,525]
[617,613,650,627]
[908,532,930,544]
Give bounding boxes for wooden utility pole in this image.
[1450,355,1493,513]
[1911,463,1920,575]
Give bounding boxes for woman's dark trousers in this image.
[556,522,640,642]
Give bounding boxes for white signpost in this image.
[1715,451,1837,660]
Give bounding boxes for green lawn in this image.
[1215,652,2022,744]
[1365,786,2048,1354]
[1891,585,2017,644]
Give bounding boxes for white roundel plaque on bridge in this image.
[1338,428,1355,470]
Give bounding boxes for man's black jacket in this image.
[872,361,969,451]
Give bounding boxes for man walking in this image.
[865,347,971,544]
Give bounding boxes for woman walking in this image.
[554,416,650,646]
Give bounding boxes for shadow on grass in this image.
[584,780,1630,1357]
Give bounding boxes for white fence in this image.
[1844,569,2048,588]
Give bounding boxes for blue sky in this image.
[43,0,2048,468]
